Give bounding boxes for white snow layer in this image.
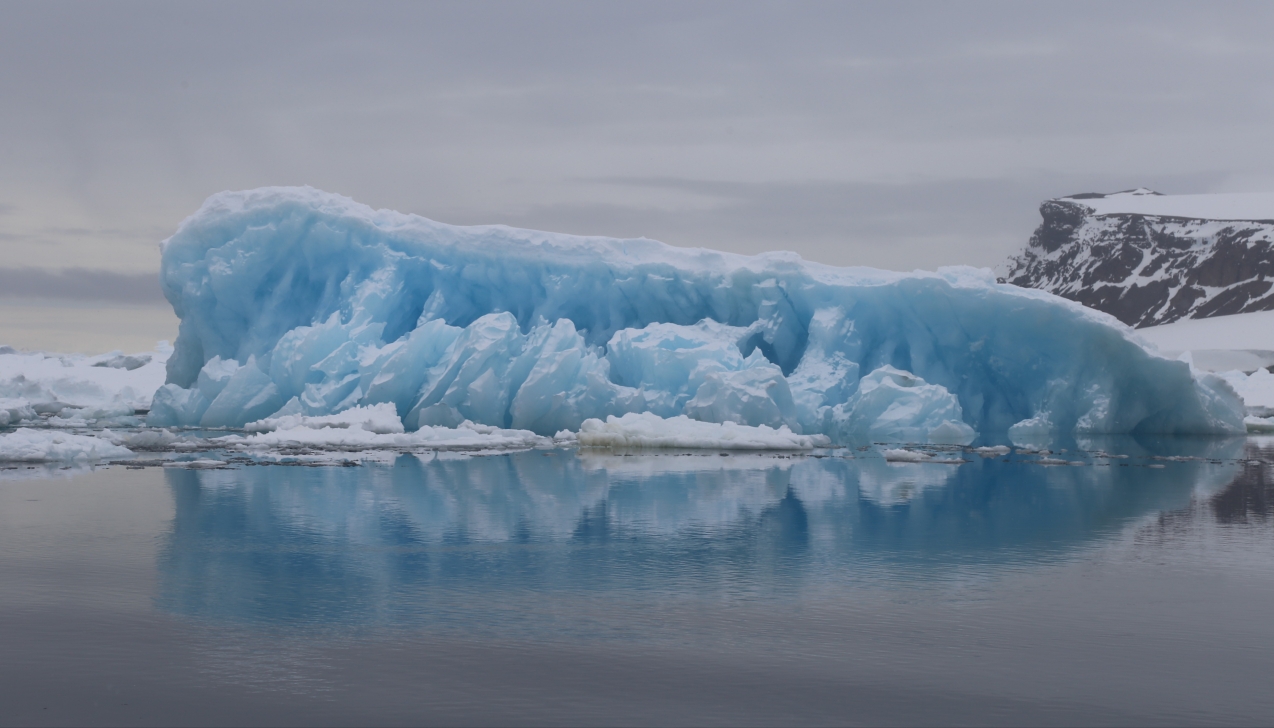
[219,403,544,451]
[0,428,132,462]
[0,343,171,426]
[1218,368,1274,417]
[245,401,405,434]
[1138,310,1274,354]
[147,186,1245,441]
[1062,189,1274,221]
[577,412,829,450]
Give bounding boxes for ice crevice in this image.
[144,186,1245,443]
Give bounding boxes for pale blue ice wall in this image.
[153,187,1244,438]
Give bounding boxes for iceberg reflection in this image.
[156,439,1244,626]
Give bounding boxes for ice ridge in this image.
[149,186,1245,441]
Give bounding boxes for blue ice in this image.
[148,187,1245,441]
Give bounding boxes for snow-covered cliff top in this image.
[1060,189,1274,221]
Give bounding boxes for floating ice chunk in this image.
[162,459,226,469]
[246,402,405,434]
[46,402,140,428]
[0,428,132,462]
[1008,415,1055,449]
[879,448,964,464]
[91,352,152,371]
[927,420,977,446]
[1244,415,1274,433]
[882,448,931,462]
[576,412,829,450]
[0,398,37,427]
[1036,457,1084,466]
[0,343,170,417]
[154,187,1246,440]
[217,416,545,452]
[104,428,185,450]
[974,445,1012,456]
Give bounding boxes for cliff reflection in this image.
[156,440,1246,626]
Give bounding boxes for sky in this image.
[2,1,1274,350]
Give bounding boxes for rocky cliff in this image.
[1001,189,1274,327]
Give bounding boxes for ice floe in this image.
[0,428,132,462]
[577,412,829,450]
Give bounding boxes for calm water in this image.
[3,438,1274,726]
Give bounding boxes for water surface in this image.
[3,439,1273,726]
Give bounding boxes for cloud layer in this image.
[2,1,1273,293]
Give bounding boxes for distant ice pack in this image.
[147,186,1246,442]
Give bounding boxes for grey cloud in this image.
[0,268,165,304]
[459,172,1229,269]
[1,1,1272,299]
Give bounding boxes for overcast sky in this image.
[3,1,1273,304]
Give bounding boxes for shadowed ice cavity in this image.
[156,438,1242,627]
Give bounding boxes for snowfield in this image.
[1137,309,1274,351]
[1060,189,1274,221]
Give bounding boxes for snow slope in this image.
[1064,189,1274,220]
[150,186,1244,440]
[1137,310,1274,352]
[1135,310,1274,372]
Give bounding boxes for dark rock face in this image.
[1001,193,1274,327]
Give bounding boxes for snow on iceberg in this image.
[215,402,545,452]
[0,428,132,462]
[245,401,405,434]
[577,412,828,450]
[152,186,1245,441]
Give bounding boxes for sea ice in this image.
[577,412,829,450]
[1244,414,1274,433]
[245,402,405,434]
[150,186,1245,441]
[1218,368,1274,417]
[0,343,171,426]
[0,428,132,462]
[881,448,932,463]
[215,404,544,452]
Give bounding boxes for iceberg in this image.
[151,186,1245,441]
